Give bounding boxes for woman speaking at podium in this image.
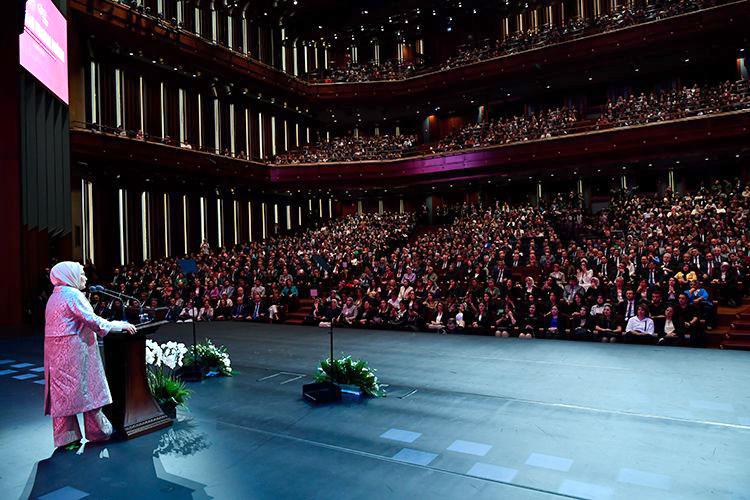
[44,261,136,449]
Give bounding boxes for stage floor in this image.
[2,323,749,499]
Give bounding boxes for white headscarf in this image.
[50,261,83,288]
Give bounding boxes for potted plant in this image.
[146,340,191,418]
[315,355,385,398]
[182,338,233,377]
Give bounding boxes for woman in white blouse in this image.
[576,260,594,291]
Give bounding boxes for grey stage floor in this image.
[1,323,749,499]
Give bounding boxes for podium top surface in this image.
[135,320,170,333]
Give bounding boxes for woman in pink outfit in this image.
[44,261,136,449]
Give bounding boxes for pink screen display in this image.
[19,0,69,105]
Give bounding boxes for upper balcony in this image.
[70,109,750,192]
[70,0,750,106]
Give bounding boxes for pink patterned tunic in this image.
[44,285,128,417]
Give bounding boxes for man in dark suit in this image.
[712,262,741,307]
[248,293,267,322]
[701,251,720,283]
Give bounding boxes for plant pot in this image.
[202,365,222,377]
[339,384,364,402]
[160,401,177,420]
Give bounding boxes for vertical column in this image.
[577,0,586,19]
[271,115,277,156]
[178,89,186,145]
[118,188,129,265]
[182,194,189,254]
[163,193,170,258]
[194,5,202,36]
[213,97,221,153]
[536,181,543,206]
[244,107,251,157]
[233,199,239,245]
[197,93,203,149]
[141,192,151,261]
[261,202,267,239]
[229,103,236,156]
[199,196,207,243]
[160,82,166,139]
[81,180,95,264]
[668,169,676,192]
[258,112,265,159]
[138,76,145,134]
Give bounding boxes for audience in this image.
[80,79,749,166]
[303,0,724,82]
[305,60,418,83]
[596,80,750,129]
[88,179,748,349]
[272,134,417,164]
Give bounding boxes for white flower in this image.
[145,341,163,367]
[162,353,177,370]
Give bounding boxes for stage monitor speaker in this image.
[302,381,341,404]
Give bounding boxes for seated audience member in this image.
[594,304,622,343]
[198,299,214,322]
[230,296,248,321]
[178,300,199,322]
[324,299,342,323]
[214,294,233,321]
[454,303,467,331]
[281,279,300,311]
[541,305,568,339]
[648,290,666,333]
[673,293,701,346]
[370,300,391,327]
[305,298,326,324]
[624,304,656,343]
[494,306,517,338]
[468,302,492,335]
[268,290,285,323]
[357,300,376,327]
[248,293,267,322]
[389,301,409,329]
[405,305,424,331]
[685,280,714,329]
[426,302,448,332]
[570,305,594,340]
[619,289,639,323]
[337,297,359,327]
[657,305,684,346]
[589,294,607,316]
[712,262,740,307]
[520,303,541,339]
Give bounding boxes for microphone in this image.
[89,285,105,293]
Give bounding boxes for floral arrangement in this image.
[146,339,191,415]
[315,355,385,398]
[146,340,188,370]
[183,338,233,376]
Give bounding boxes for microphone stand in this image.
[182,317,203,382]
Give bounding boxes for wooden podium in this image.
[103,321,173,439]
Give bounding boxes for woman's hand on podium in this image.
[118,323,137,335]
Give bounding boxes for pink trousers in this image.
[52,408,113,447]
